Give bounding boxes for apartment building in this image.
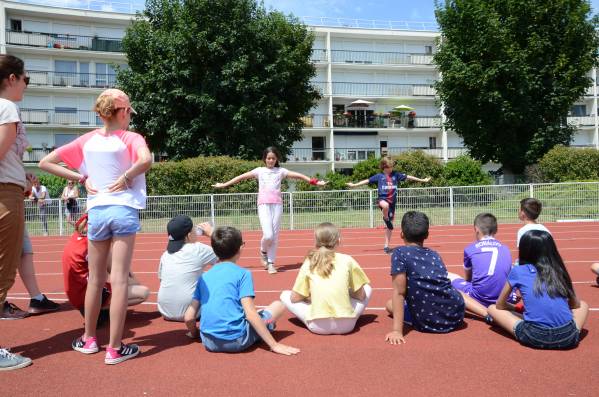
[1,0,597,176]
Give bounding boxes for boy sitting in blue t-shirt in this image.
[385,211,465,344]
[183,226,300,355]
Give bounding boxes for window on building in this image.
[54,134,78,147]
[54,60,77,86]
[96,63,115,87]
[312,136,326,160]
[10,19,22,32]
[570,104,587,116]
[429,137,437,149]
[425,45,433,55]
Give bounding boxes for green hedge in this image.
[535,145,599,182]
[36,173,72,198]
[443,155,492,186]
[147,156,263,195]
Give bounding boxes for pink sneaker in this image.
[72,336,99,354]
[105,343,140,365]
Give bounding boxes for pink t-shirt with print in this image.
[253,167,288,205]
[56,129,148,210]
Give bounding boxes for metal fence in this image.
[24,182,599,236]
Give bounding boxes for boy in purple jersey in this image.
[347,157,430,253]
[447,213,512,318]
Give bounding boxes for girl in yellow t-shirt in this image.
[280,223,372,334]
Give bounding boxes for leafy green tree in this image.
[442,155,492,186]
[435,0,599,173]
[118,0,320,160]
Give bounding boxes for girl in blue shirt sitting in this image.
[487,230,589,349]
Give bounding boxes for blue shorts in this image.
[87,205,140,241]
[200,310,275,353]
[514,319,580,349]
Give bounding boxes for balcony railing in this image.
[22,147,53,163]
[301,114,441,128]
[312,81,436,97]
[287,148,330,162]
[330,50,433,66]
[311,49,328,63]
[284,147,467,163]
[567,116,595,126]
[28,70,118,89]
[6,30,124,53]
[21,109,101,126]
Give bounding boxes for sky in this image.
[262,0,599,22]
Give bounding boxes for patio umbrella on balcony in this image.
[348,99,374,108]
[392,104,414,112]
[348,99,374,127]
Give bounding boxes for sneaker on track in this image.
[72,336,99,354]
[260,251,269,269]
[0,348,32,371]
[105,343,140,365]
[0,302,29,320]
[28,295,60,315]
[383,246,392,254]
[267,262,277,274]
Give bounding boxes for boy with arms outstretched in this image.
[184,226,299,355]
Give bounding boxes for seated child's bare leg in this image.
[487,304,521,337]
[572,300,589,330]
[19,253,42,298]
[263,299,286,321]
[127,284,150,306]
[460,292,488,318]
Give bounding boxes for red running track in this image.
[2,222,599,396]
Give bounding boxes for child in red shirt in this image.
[62,214,149,327]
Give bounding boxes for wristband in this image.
[78,175,87,185]
[309,178,318,186]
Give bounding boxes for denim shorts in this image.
[200,310,275,353]
[87,205,141,241]
[514,319,580,349]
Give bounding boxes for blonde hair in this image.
[75,215,88,236]
[93,94,118,120]
[307,222,340,278]
[379,156,395,170]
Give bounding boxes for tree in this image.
[434,0,599,173]
[118,0,320,160]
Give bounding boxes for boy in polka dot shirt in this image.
[385,211,465,344]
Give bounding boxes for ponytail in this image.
[308,246,335,278]
[306,222,340,278]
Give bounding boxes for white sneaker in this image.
[260,251,268,269]
[0,348,32,371]
[267,263,277,274]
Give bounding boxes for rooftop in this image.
[6,0,440,32]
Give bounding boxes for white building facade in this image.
[1,0,598,175]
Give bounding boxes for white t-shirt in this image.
[517,223,551,247]
[157,242,218,321]
[31,185,51,203]
[253,166,289,205]
[55,129,148,210]
[0,98,28,188]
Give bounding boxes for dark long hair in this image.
[262,146,281,168]
[518,230,575,299]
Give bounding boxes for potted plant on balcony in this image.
[408,111,416,128]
